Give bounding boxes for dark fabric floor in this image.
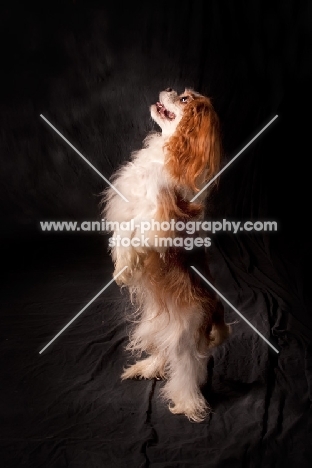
[1,232,311,467]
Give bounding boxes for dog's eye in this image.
[180,96,189,103]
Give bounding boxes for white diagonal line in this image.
[40,114,129,202]
[191,115,278,202]
[191,266,279,353]
[39,266,128,354]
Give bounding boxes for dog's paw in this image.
[160,382,210,422]
[121,356,166,380]
[114,268,132,286]
[209,322,232,348]
[168,395,210,422]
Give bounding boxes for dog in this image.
[102,88,230,422]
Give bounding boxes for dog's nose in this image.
[166,87,173,92]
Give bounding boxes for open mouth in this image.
[156,102,176,120]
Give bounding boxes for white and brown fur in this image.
[102,88,230,422]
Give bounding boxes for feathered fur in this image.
[102,88,230,422]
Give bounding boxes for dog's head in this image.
[151,88,222,191]
[150,88,192,135]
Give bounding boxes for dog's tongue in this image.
[165,110,176,119]
[156,102,175,120]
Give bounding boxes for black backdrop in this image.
[1,1,312,467]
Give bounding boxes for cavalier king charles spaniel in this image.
[102,88,230,422]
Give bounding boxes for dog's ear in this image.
[164,97,222,192]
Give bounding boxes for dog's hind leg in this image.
[158,303,211,422]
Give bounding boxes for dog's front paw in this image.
[121,356,166,380]
[114,260,143,286]
[114,269,130,286]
